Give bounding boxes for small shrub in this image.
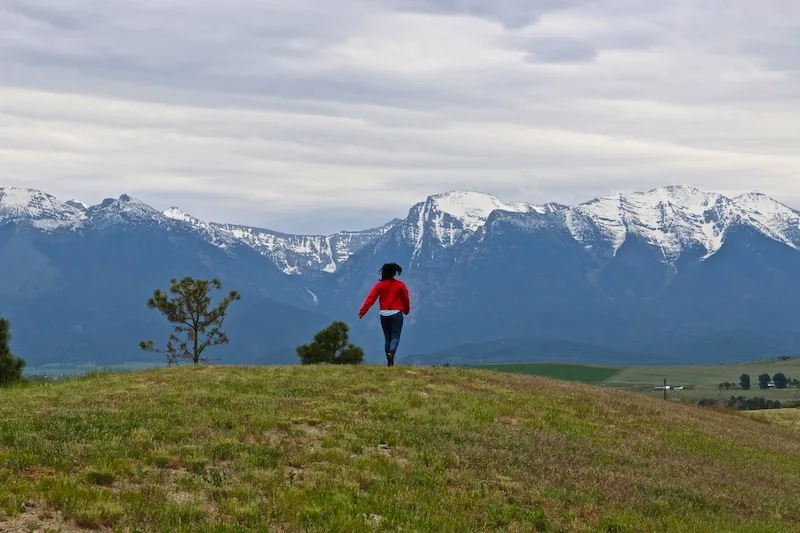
[296,321,364,365]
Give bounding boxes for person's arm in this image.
[401,282,410,315]
[358,282,381,318]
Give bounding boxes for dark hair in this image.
[380,262,402,281]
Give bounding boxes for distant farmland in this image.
[475,359,800,405]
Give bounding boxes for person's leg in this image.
[380,315,392,366]
[388,313,404,364]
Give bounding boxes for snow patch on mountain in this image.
[163,207,239,249]
[7,184,800,274]
[162,207,196,225]
[0,187,86,230]
[219,225,339,275]
[217,222,397,275]
[565,186,727,259]
[162,207,397,275]
[66,200,88,211]
[559,186,800,262]
[732,192,800,250]
[430,191,537,232]
[405,191,546,261]
[85,195,169,230]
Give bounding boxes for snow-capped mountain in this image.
[162,207,399,275]
[85,194,177,231]
[161,207,241,250]
[396,190,563,264]
[7,182,800,368]
[341,186,800,272]
[0,187,86,229]
[553,186,800,263]
[325,185,800,362]
[4,184,800,272]
[0,187,179,233]
[211,221,399,276]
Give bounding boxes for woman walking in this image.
[358,263,410,367]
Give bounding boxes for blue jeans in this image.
[380,312,403,355]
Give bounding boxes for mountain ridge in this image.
[4,183,800,366]
[4,184,799,273]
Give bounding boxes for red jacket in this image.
[359,279,410,316]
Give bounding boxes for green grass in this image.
[1,365,800,532]
[476,363,621,384]
[745,408,800,432]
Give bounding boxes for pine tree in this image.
[0,315,26,386]
[140,277,240,365]
[296,321,364,365]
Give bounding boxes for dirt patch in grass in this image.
[0,506,106,533]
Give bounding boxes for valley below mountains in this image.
[2,185,800,368]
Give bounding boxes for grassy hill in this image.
[746,408,800,432]
[474,363,621,385]
[1,366,800,532]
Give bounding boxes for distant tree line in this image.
[699,396,800,411]
[719,373,800,391]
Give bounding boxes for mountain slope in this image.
[333,186,800,362]
[5,184,800,367]
[1,366,799,532]
[0,191,329,366]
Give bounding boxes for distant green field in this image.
[476,359,800,404]
[476,363,622,384]
[604,358,800,402]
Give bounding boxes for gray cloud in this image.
[1,0,799,233]
[385,0,594,28]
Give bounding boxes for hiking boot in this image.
[387,352,395,367]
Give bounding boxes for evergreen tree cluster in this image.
[0,315,25,386]
[719,372,800,391]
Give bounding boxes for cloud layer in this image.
[1,0,798,233]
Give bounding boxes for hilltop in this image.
[1,366,799,532]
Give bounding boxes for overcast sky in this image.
[1,0,798,234]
